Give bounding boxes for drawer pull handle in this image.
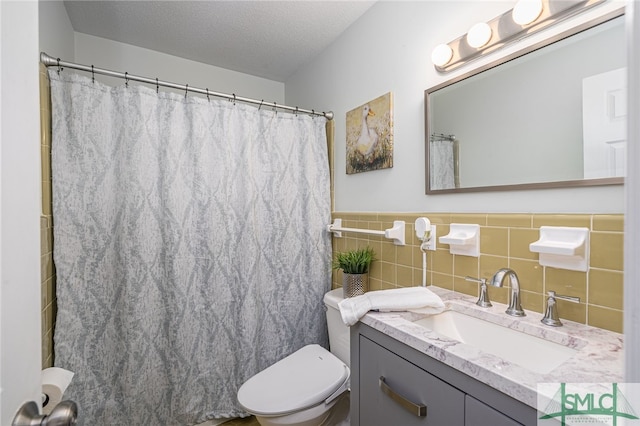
[379,376,427,417]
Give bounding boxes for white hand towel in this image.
[337,286,445,326]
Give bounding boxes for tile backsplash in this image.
[331,212,623,333]
[40,64,56,368]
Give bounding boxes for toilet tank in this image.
[323,288,350,367]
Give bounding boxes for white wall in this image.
[74,33,285,103]
[625,0,640,383]
[286,0,626,213]
[1,1,43,423]
[39,0,74,62]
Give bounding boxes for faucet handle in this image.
[464,276,486,284]
[541,291,580,327]
[465,276,492,307]
[549,290,581,303]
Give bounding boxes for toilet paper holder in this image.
[12,400,78,426]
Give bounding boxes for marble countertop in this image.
[357,286,624,409]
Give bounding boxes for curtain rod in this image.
[431,133,456,142]
[40,52,333,120]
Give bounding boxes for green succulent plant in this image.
[332,246,376,274]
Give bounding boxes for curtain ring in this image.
[156,78,159,94]
[185,84,189,99]
[232,94,236,105]
[273,101,277,113]
[312,109,315,119]
[91,65,95,83]
[125,72,129,88]
[258,99,264,110]
[295,107,299,116]
[206,88,210,102]
[56,58,62,74]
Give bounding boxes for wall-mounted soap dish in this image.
[529,226,589,271]
[439,223,480,257]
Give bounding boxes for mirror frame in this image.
[425,9,625,194]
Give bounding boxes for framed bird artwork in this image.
[345,92,394,174]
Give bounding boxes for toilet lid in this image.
[237,344,349,416]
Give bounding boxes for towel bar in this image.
[327,219,405,246]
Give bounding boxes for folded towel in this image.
[337,287,445,326]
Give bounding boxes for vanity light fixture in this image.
[431,0,607,72]
[466,22,492,48]
[431,44,454,67]
[512,0,544,26]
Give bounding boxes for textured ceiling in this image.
[63,0,376,82]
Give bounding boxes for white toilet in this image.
[237,288,350,426]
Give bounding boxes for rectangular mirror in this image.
[425,10,625,193]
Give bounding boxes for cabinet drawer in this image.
[359,335,465,426]
[465,395,523,426]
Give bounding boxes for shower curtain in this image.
[49,70,332,425]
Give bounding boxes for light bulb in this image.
[467,22,492,48]
[431,44,453,67]
[512,0,543,25]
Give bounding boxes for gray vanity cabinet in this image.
[359,335,465,425]
[351,323,537,426]
[465,395,521,426]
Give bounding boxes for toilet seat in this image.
[237,344,350,417]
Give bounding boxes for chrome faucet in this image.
[490,268,525,317]
[465,276,492,307]
[541,291,580,326]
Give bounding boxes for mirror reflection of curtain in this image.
[430,134,458,190]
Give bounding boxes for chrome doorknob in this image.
[43,401,77,426]
[13,400,78,426]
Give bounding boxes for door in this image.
[1,2,44,424]
[582,67,627,178]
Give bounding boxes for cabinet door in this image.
[359,336,465,426]
[465,395,523,426]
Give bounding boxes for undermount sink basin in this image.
[413,310,578,374]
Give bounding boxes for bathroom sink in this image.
[413,310,577,374]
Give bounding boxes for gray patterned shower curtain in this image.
[49,70,332,425]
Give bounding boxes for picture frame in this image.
[345,92,394,174]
